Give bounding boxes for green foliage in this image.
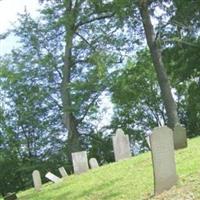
[1,0,200,195]
[162,0,200,137]
[110,49,165,153]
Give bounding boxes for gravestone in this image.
[89,158,99,169]
[32,170,42,191]
[150,126,178,195]
[45,172,62,183]
[72,151,89,174]
[3,193,17,200]
[112,128,131,161]
[58,167,68,178]
[173,124,187,150]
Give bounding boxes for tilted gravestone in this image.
[72,151,89,174]
[45,172,62,183]
[58,167,68,178]
[173,124,187,150]
[150,126,178,195]
[89,158,99,169]
[3,193,17,200]
[112,128,131,161]
[32,170,42,191]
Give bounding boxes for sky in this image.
[0,0,40,32]
[0,0,40,55]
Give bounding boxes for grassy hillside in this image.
[8,137,200,199]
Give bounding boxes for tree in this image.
[110,49,166,153]
[138,0,179,129]
[1,0,130,162]
[36,0,125,157]
[162,0,200,137]
[0,53,67,194]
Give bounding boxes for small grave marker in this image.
[150,126,178,195]
[112,128,131,161]
[173,124,187,150]
[45,172,62,183]
[89,158,99,169]
[58,167,68,178]
[72,151,89,174]
[32,170,42,191]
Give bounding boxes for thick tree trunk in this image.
[139,1,179,129]
[61,1,82,160]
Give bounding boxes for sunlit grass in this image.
[3,137,200,200]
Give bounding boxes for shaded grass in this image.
[7,137,200,199]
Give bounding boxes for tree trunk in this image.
[139,1,179,129]
[61,1,82,160]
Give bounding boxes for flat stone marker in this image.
[45,172,62,183]
[150,126,178,195]
[58,167,68,178]
[173,124,187,150]
[89,158,99,169]
[32,170,42,191]
[112,128,131,161]
[72,151,89,174]
[3,193,17,200]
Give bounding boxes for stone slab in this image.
[32,170,42,191]
[173,124,187,150]
[112,128,131,161]
[72,151,89,174]
[58,167,68,178]
[150,126,178,195]
[45,172,62,183]
[89,158,99,169]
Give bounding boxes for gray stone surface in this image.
[45,172,62,183]
[72,151,89,174]
[3,193,17,200]
[112,128,131,161]
[58,167,68,178]
[32,170,42,191]
[150,126,178,195]
[173,124,187,150]
[89,158,99,169]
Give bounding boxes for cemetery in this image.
[2,133,199,200]
[0,0,200,200]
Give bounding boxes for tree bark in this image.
[61,1,82,159]
[138,0,179,129]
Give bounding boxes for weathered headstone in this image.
[72,151,89,174]
[45,172,62,183]
[89,158,99,169]
[150,126,178,195]
[3,193,17,200]
[58,167,68,178]
[32,170,42,191]
[173,124,187,150]
[112,128,131,161]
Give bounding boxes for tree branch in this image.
[75,32,96,51]
[75,12,115,29]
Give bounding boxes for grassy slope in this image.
[12,137,200,199]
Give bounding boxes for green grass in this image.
[9,137,200,199]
